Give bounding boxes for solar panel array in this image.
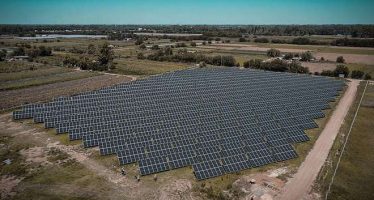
[13,68,344,180]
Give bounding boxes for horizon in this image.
[1,0,374,25]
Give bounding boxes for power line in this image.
[325,80,369,200]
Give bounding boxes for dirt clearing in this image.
[0,74,132,110]
[278,80,360,200]
[315,53,374,65]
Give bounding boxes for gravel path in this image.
[278,80,360,200]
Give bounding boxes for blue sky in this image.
[0,0,373,24]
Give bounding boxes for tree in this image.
[321,70,334,77]
[267,49,281,57]
[333,65,350,77]
[243,61,250,68]
[284,52,294,60]
[364,73,372,80]
[137,53,145,59]
[151,45,160,50]
[38,46,52,56]
[87,44,96,54]
[11,47,25,56]
[249,59,263,69]
[336,56,345,63]
[0,49,6,61]
[300,51,313,61]
[98,42,114,67]
[139,44,146,49]
[135,38,144,45]
[351,70,365,79]
[238,37,246,42]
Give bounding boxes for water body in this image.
[18,34,108,40]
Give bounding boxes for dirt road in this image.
[278,80,360,200]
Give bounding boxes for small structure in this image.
[8,56,29,61]
[250,179,256,184]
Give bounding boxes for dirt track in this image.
[278,80,360,200]
[0,74,132,110]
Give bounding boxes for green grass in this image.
[0,61,48,73]
[0,70,98,90]
[113,58,190,75]
[0,67,71,82]
[316,81,374,200]
[346,63,374,77]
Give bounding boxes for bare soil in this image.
[278,80,360,200]
[301,62,337,73]
[315,53,374,65]
[203,43,308,53]
[0,74,132,110]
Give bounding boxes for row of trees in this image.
[2,24,374,38]
[252,37,374,47]
[243,59,310,74]
[6,45,52,59]
[139,47,237,67]
[318,65,371,80]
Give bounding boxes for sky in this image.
[0,0,374,25]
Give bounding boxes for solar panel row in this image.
[13,68,345,180]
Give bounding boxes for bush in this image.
[139,44,146,49]
[333,65,350,77]
[292,37,311,45]
[249,59,263,69]
[137,53,145,59]
[364,73,372,80]
[267,49,281,57]
[351,70,365,79]
[284,52,294,60]
[336,56,345,63]
[254,38,269,43]
[190,42,197,47]
[300,51,313,61]
[321,70,334,77]
[151,45,160,50]
[243,61,250,68]
[238,37,246,42]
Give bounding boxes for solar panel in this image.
[12,67,345,180]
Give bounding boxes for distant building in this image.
[8,56,29,61]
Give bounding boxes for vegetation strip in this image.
[324,80,369,200]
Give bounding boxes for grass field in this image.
[316,81,374,200]
[0,68,98,90]
[113,58,190,75]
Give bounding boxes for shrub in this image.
[137,53,145,59]
[190,42,197,47]
[364,73,372,80]
[243,61,250,68]
[284,53,294,60]
[333,65,350,77]
[336,56,345,63]
[351,70,365,79]
[238,37,246,42]
[300,51,313,61]
[254,38,269,43]
[267,49,281,57]
[321,70,334,77]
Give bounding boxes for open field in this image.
[0,74,131,111]
[316,81,374,200]
[113,58,190,75]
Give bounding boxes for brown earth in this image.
[202,43,308,53]
[0,74,132,111]
[278,80,360,200]
[301,62,337,73]
[315,53,374,65]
